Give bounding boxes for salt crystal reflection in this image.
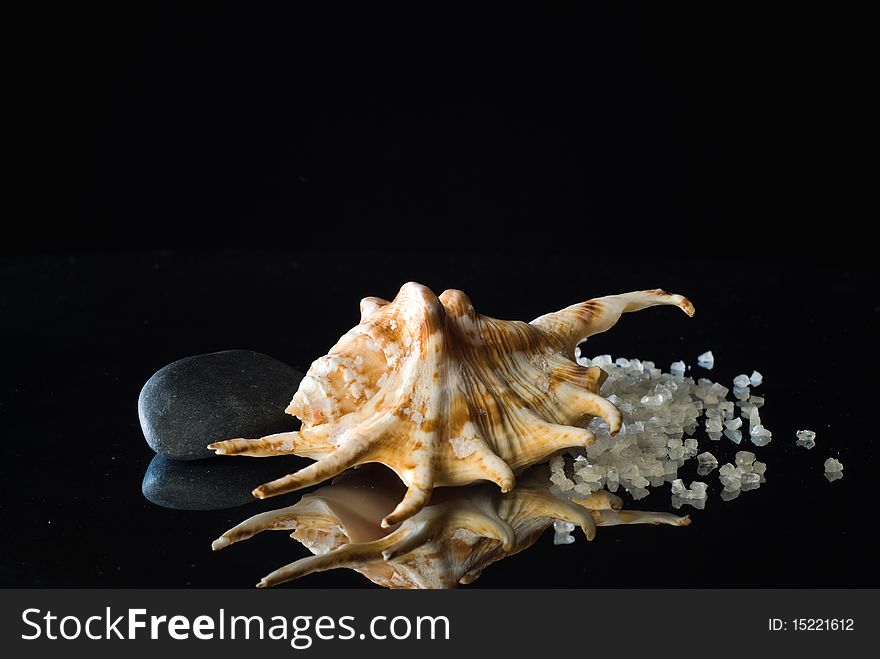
[210,464,689,589]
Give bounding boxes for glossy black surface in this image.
[1,251,876,587]
[5,4,873,588]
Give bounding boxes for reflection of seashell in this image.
[212,465,690,589]
[210,283,693,526]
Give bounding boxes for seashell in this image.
[212,465,690,589]
[209,283,693,527]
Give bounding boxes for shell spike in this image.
[211,503,304,551]
[381,520,435,561]
[252,433,372,499]
[450,501,516,551]
[208,431,302,457]
[381,462,435,528]
[593,509,691,527]
[531,289,694,350]
[257,540,389,588]
[557,385,623,436]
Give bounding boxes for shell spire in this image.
[210,283,693,525]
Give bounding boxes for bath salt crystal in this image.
[748,395,765,408]
[724,417,742,430]
[631,487,651,500]
[720,488,740,501]
[707,431,723,441]
[723,428,742,444]
[796,430,816,449]
[671,478,687,496]
[689,481,708,498]
[823,458,844,473]
[735,450,756,465]
[719,463,742,490]
[668,446,685,460]
[733,374,751,388]
[749,424,772,446]
[670,361,686,377]
[553,520,575,533]
[741,472,761,490]
[752,461,767,475]
[748,406,761,429]
[733,385,751,401]
[825,470,843,483]
[749,370,763,387]
[696,451,718,474]
[631,475,650,488]
[550,472,575,491]
[553,531,575,545]
[697,351,715,369]
[706,418,723,432]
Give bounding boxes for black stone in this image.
[138,350,303,460]
[142,454,309,510]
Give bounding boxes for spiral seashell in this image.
[209,283,693,526]
[212,465,690,589]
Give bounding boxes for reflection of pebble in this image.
[138,350,303,460]
[142,454,308,510]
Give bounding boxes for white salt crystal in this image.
[707,431,723,441]
[696,351,715,369]
[741,472,761,490]
[749,424,772,446]
[632,475,650,488]
[629,486,650,500]
[553,531,575,545]
[796,429,816,449]
[724,417,742,430]
[749,406,761,429]
[752,461,767,475]
[670,361,686,377]
[696,451,718,475]
[733,374,751,388]
[671,478,687,496]
[825,471,843,483]
[723,428,742,444]
[672,494,706,510]
[553,520,575,533]
[689,481,708,498]
[749,370,763,387]
[720,488,740,501]
[823,458,844,473]
[733,385,751,401]
[706,418,723,432]
[735,451,756,467]
[719,463,742,490]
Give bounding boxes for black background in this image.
[2,4,876,588]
